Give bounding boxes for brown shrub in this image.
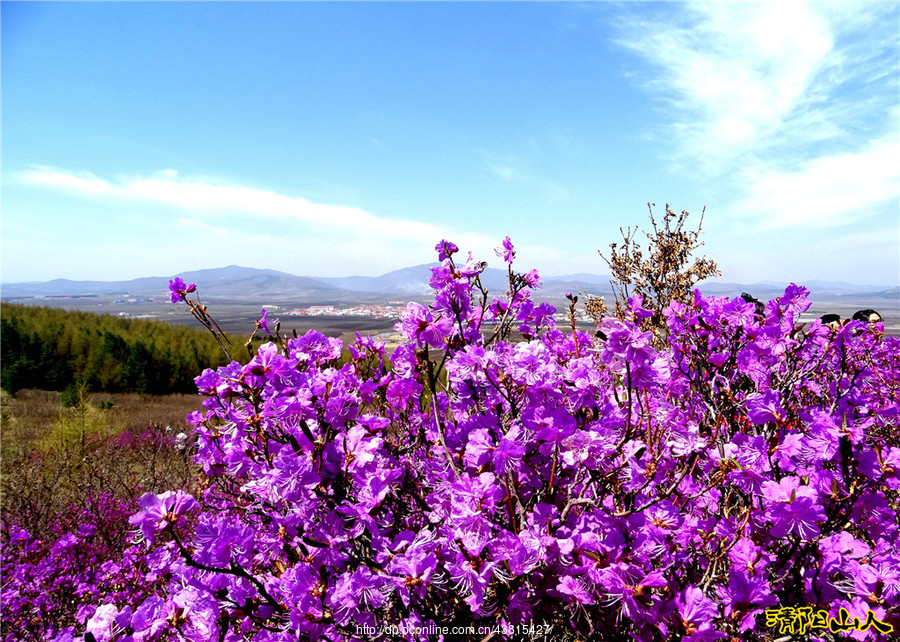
[600,203,720,342]
[1,389,202,538]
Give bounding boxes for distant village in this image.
[274,302,594,324]
[37,296,592,325]
[92,296,596,324]
[282,302,410,319]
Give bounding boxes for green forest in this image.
[0,304,244,395]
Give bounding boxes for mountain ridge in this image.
[2,265,897,302]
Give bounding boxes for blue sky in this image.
[2,1,898,287]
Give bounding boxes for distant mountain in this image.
[695,279,900,300]
[2,266,895,304]
[865,286,900,300]
[1,278,134,298]
[694,281,786,298]
[319,265,617,298]
[801,280,900,297]
[0,266,339,301]
[550,273,611,286]
[316,264,438,296]
[176,266,338,298]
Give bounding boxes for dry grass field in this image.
[1,389,203,458]
[1,389,203,537]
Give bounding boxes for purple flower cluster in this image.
[11,239,898,641]
[1,493,160,642]
[168,278,196,304]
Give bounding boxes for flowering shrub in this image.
[6,238,898,641]
[0,492,159,642]
[1,405,197,639]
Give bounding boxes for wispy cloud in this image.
[15,166,504,275]
[484,161,519,182]
[28,167,462,243]
[19,166,445,241]
[711,224,899,287]
[733,134,899,230]
[479,151,572,204]
[614,1,897,172]
[613,1,899,238]
[480,152,523,182]
[21,167,115,196]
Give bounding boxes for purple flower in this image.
[435,239,459,261]
[597,568,665,620]
[338,424,383,473]
[818,531,871,576]
[531,407,577,451]
[282,564,328,621]
[676,586,723,639]
[386,375,422,410]
[395,302,453,348]
[168,277,196,303]
[644,500,682,531]
[457,252,486,278]
[626,294,653,322]
[493,433,526,474]
[128,490,198,544]
[37,244,896,642]
[84,604,121,642]
[777,283,811,318]
[257,308,273,333]
[880,446,900,490]
[464,428,495,468]
[130,595,168,636]
[446,550,498,613]
[507,587,535,624]
[761,476,825,539]
[390,549,438,607]
[242,341,292,380]
[728,538,772,576]
[745,389,784,424]
[496,236,515,264]
[558,575,595,605]
[717,570,777,632]
[329,566,388,624]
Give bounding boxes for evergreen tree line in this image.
[1,304,242,395]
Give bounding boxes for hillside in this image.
[0,304,245,395]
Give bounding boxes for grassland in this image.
[1,389,203,537]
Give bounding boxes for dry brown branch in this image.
[599,203,720,344]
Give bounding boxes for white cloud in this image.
[484,161,519,182]
[18,166,449,242]
[20,166,114,196]
[13,166,524,276]
[714,225,899,286]
[733,134,900,230]
[481,151,523,182]
[611,0,899,273]
[619,2,831,160]
[613,1,895,171]
[479,150,572,205]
